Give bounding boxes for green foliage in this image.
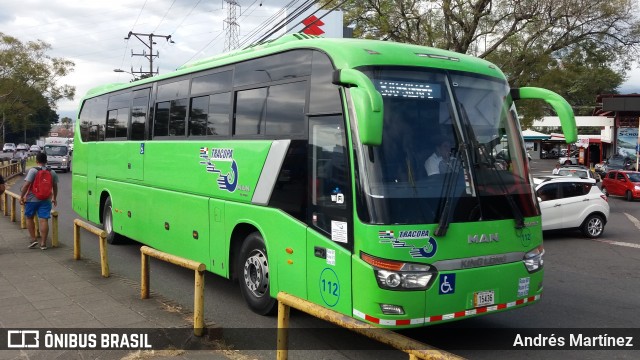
[0,32,75,142]
[326,0,639,124]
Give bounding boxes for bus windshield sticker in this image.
[199,147,238,192]
[331,187,344,204]
[379,230,438,258]
[439,274,455,295]
[331,221,348,243]
[326,249,336,266]
[518,277,530,297]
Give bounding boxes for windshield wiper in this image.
[434,144,465,237]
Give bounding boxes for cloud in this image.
[1,0,290,118]
[3,0,638,121]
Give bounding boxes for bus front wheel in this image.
[102,197,123,244]
[237,232,276,315]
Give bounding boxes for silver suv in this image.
[535,177,609,238]
[2,143,16,152]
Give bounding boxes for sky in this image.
[1,0,639,121]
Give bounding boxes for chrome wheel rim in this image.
[243,249,269,298]
[587,217,603,237]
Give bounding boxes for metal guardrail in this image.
[73,219,109,277]
[1,190,58,247]
[0,162,20,179]
[140,246,206,337]
[276,292,465,360]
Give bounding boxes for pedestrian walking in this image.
[552,163,561,175]
[18,150,27,174]
[19,152,58,250]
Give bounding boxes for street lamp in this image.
[113,69,138,81]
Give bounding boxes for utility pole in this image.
[224,0,240,52]
[124,32,174,78]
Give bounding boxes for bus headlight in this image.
[362,252,435,291]
[523,245,544,273]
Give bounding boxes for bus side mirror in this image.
[511,87,577,143]
[333,69,383,146]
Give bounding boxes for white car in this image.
[2,143,16,152]
[535,177,609,238]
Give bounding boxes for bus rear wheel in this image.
[237,232,276,315]
[102,197,123,244]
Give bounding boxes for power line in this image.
[180,0,266,65]
[223,0,241,52]
[297,0,345,35]
[152,0,178,33]
[124,32,175,78]
[249,0,318,47]
[237,0,302,49]
[121,0,149,78]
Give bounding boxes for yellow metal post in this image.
[99,233,109,277]
[20,205,26,229]
[141,252,149,299]
[194,269,205,336]
[276,292,465,360]
[34,214,40,238]
[10,197,16,222]
[276,300,290,360]
[139,246,206,336]
[3,193,8,216]
[73,221,81,260]
[51,211,58,247]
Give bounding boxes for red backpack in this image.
[31,167,53,200]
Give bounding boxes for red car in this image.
[601,170,640,201]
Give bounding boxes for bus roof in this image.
[83,34,506,100]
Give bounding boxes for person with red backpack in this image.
[19,152,58,250]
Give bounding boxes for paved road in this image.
[8,160,639,359]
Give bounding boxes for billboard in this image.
[285,6,344,38]
[616,127,639,162]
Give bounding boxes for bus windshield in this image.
[356,67,537,225]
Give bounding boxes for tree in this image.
[60,117,73,131]
[0,32,75,142]
[329,0,640,120]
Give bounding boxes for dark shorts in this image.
[24,201,52,219]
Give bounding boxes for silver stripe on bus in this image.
[432,252,525,271]
[252,139,291,205]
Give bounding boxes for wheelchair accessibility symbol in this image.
[439,274,455,295]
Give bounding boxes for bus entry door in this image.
[306,228,352,316]
[305,115,353,316]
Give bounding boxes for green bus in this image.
[72,34,576,327]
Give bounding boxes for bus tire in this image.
[103,197,123,244]
[237,232,276,315]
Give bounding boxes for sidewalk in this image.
[0,212,240,359]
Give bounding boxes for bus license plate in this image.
[474,290,495,307]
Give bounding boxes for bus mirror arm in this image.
[333,69,384,146]
[511,87,577,143]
